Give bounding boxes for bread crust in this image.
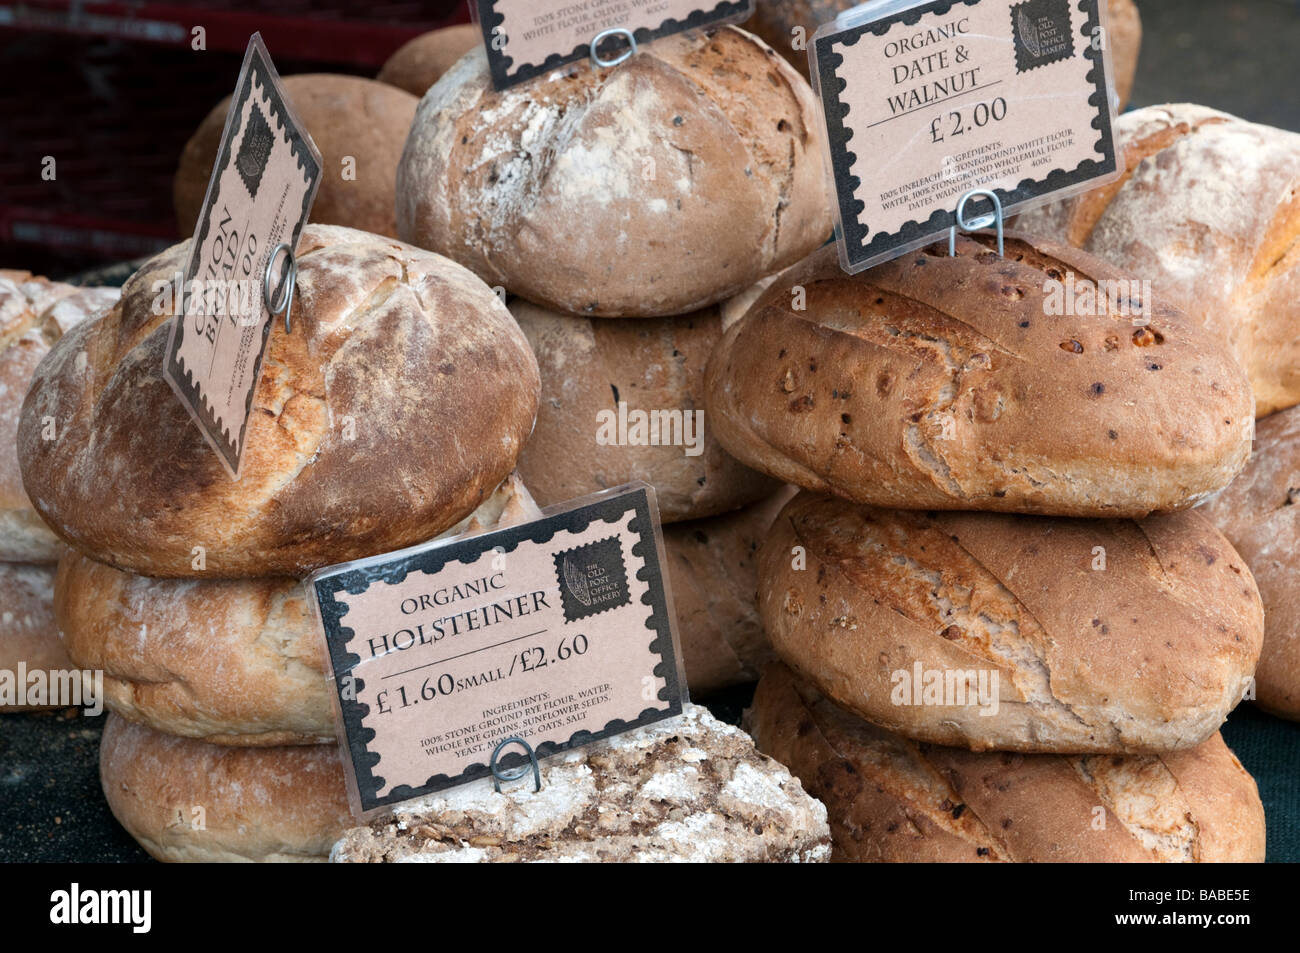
[377,24,481,96]
[0,562,71,711]
[758,492,1263,753]
[748,663,1266,862]
[18,225,540,578]
[705,233,1254,516]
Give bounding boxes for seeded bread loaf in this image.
[377,24,481,96]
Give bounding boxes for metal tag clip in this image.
[590,27,637,68]
[948,188,1005,258]
[490,736,542,794]
[264,241,298,334]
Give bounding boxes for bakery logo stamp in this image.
[475,0,752,90]
[1012,0,1074,72]
[162,33,321,478]
[555,536,630,621]
[310,484,687,817]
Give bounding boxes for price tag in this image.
[473,0,753,90]
[811,0,1121,272]
[310,484,688,818]
[163,33,321,478]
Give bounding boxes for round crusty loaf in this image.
[0,562,72,711]
[1016,105,1300,418]
[100,714,351,862]
[57,473,541,745]
[749,663,1266,862]
[18,225,540,578]
[512,296,780,521]
[397,25,832,317]
[377,24,481,96]
[1,273,118,562]
[706,233,1255,517]
[175,74,418,240]
[1200,405,1300,719]
[759,492,1263,753]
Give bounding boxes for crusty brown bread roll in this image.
[1,273,118,562]
[1016,105,1300,418]
[759,492,1263,753]
[749,663,1266,862]
[18,225,540,578]
[512,297,779,522]
[0,562,72,711]
[1105,0,1142,111]
[100,714,351,862]
[397,25,832,317]
[174,74,417,239]
[377,23,480,96]
[706,233,1255,517]
[1201,405,1300,719]
[57,473,541,745]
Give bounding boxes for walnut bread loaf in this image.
[705,233,1255,517]
[758,492,1263,753]
[396,25,832,317]
[748,663,1266,862]
[1016,105,1300,417]
[18,225,540,578]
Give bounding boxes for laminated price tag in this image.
[310,484,688,818]
[811,0,1121,272]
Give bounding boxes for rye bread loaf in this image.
[99,714,351,862]
[705,233,1255,517]
[174,74,418,240]
[1200,405,1300,719]
[377,24,481,96]
[0,562,72,711]
[512,296,780,522]
[759,492,1263,753]
[748,663,1266,862]
[1016,105,1300,417]
[18,225,540,578]
[57,473,541,745]
[396,25,832,317]
[1,273,118,562]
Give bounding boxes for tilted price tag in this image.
[310,484,688,819]
[163,33,321,478]
[473,0,753,90]
[812,0,1121,272]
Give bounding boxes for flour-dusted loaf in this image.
[759,492,1263,753]
[397,25,832,317]
[377,24,481,96]
[749,664,1266,862]
[512,297,779,522]
[1201,405,1300,719]
[1017,105,1300,417]
[706,234,1255,517]
[0,562,72,711]
[174,75,418,239]
[99,715,351,862]
[19,225,540,578]
[1,273,118,562]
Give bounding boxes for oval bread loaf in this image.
[18,225,540,578]
[705,233,1255,517]
[749,663,1266,862]
[0,562,72,711]
[397,25,832,317]
[377,24,481,96]
[758,492,1263,753]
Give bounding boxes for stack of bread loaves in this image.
[1,272,118,711]
[395,25,834,695]
[706,232,1269,861]
[17,225,543,861]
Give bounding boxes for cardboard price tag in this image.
[473,0,753,90]
[811,0,1121,272]
[163,33,321,478]
[310,484,688,818]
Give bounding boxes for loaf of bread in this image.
[1016,105,1300,417]
[397,26,832,317]
[377,24,480,96]
[19,226,539,578]
[759,492,1263,753]
[0,562,72,711]
[512,297,779,522]
[1,272,118,562]
[749,664,1266,862]
[1200,405,1300,719]
[706,233,1255,517]
[1105,0,1142,111]
[175,75,417,240]
[99,715,351,862]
